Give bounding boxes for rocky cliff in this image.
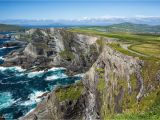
[3,28,100,74]
[3,28,160,120]
[20,38,160,119]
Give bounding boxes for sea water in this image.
[0,33,81,119]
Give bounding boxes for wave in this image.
[0,56,4,60]
[0,46,17,50]
[0,92,15,109]
[0,47,7,50]
[27,70,44,78]
[20,91,46,106]
[74,73,84,78]
[27,67,66,78]
[45,73,68,81]
[48,67,66,72]
[0,66,26,72]
[25,108,35,116]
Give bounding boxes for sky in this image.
[0,0,160,20]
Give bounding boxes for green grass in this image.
[0,24,25,32]
[96,68,105,91]
[70,28,160,61]
[69,28,160,120]
[107,43,140,57]
[113,89,160,120]
[129,43,160,59]
[69,28,160,43]
[55,81,84,102]
[59,49,75,60]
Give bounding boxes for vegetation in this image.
[107,43,140,57]
[114,89,160,120]
[55,81,84,102]
[0,24,25,32]
[71,26,160,119]
[71,22,160,34]
[96,68,105,91]
[96,37,105,51]
[129,43,160,59]
[59,49,75,60]
[70,27,160,62]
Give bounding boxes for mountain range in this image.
[79,22,160,33]
[0,16,160,26]
[1,22,160,34]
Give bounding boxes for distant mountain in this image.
[0,17,160,26]
[0,24,25,32]
[104,22,160,33]
[1,22,160,34]
[78,22,160,34]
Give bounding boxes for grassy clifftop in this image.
[70,27,160,120]
[69,28,160,61]
[0,24,25,32]
[72,22,160,34]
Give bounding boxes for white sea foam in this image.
[45,73,67,81]
[0,92,15,109]
[48,67,66,72]
[0,66,26,72]
[27,70,44,78]
[0,56,4,60]
[0,46,17,50]
[74,73,85,77]
[25,108,35,115]
[21,91,45,106]
[0,47,7,50]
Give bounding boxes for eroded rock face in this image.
[4,29,159,120]
[82,46,144,119]
[3,28,99,74]
[20,45,152,120]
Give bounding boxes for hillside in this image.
[3,28,158,120]
[76,22,160,34]
[0,24,24,32]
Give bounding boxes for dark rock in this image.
[3,28,99,75]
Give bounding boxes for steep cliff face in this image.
[3,28,159,119]
[3,28,99,74]
[21,43,160,120]
[82,46,143,119]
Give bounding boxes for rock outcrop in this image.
[3,28,100,74]
[20,42,160,120]
[0,34,11,39]
[3,28,160,120]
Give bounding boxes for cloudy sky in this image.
[0,0,160,20]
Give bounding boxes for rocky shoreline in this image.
[2,28,101,75]
[1,28,160,120]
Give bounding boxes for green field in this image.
[69,28,160,61]
[70,27,160,119]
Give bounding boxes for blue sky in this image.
[0,0,160,20]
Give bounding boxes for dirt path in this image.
[120,44,148,57]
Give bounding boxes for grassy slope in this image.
[69,28,160,120]
[69,28,160,61]
[0,24,24,32]
[73,22,160,34]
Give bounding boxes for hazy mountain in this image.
[0,17,160,26]
[104,22,160,33]
[0,24,24,32]
[77,22,160,34]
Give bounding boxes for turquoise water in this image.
[0,33,81,119]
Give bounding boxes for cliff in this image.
[2,28,160,119]
[3,28,100,74]
[21,43,160,119]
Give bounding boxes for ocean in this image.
[0,32,82,119]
